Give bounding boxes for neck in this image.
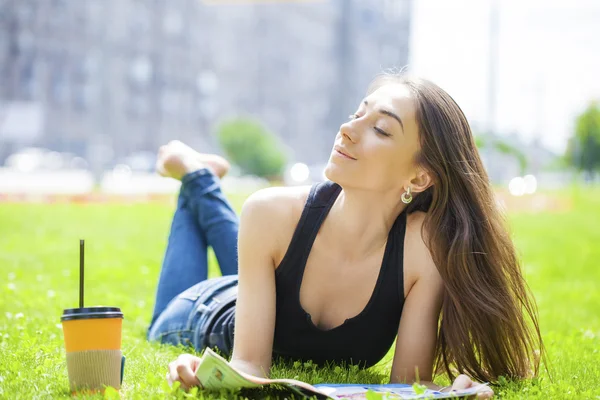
[325,185,406,260]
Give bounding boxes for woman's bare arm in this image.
[390,260,444,384]
[390,215,444,384]
[228,188,296,378]
[389,217,494,398]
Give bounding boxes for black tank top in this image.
[271,181,408,368]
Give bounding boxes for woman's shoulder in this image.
[404,211,443,294]
[405,210,429,247]
[242,185,311,218]
[241,185,312,264]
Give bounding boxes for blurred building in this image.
[0,0,411,172]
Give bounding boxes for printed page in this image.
[195,349,262,390]
[195,348,329,398]
[315,383,490,399]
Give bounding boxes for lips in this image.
[334,146,357,160]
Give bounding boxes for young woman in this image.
[147,74,544,398]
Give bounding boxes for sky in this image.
[409,0,600,154]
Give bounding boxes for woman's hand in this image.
[451,374,494,398]
[166,354,202,391]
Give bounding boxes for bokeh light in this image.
[290,163,309,183]
[523,174,538,194]
[509,176,526,196]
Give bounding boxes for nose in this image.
[339,120,358,143]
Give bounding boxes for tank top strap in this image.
[275,181,341,279]
[387,208,408,305]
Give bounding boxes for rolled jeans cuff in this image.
[181,168,220,197]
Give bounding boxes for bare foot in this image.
[156,140,230,180]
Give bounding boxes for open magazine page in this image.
[194,348,261,390]
[195,348,329,398]
[315,383,490,399]
[195,348,489,399]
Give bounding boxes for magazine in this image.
[195,348,490,399]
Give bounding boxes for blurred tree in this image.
[566,101,600,178]
[475,134,527,174]
[216,118,287,179]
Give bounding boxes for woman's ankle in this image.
[156,140,230,180]
[160,153,208,181]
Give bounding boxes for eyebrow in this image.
[364,100,404,134]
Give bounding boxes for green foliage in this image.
[1,187,600,398]
[216,118,287,179]
[412,382,427,395]
[475,134,528,174]
[565,101,600,173]
[365,389,385,400]
[474,135,486,149]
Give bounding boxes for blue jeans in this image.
[147,168,240,353]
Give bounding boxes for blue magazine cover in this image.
[315,383,489,399]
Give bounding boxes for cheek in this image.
[364,143,407,170]
[373,146,415,183]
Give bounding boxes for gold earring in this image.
[401,187,412,204]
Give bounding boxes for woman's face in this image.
[324,83,421,193]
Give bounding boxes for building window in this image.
[163,10,184,37]
[129,2,151,37]
[128,93,150,118]
[50,59,69,106]
[161,88,180,119]
[50,0,68,28]
[16,3,34,25]
[73,84,96,112]
[85,0,105,36]
[383,0,408,20]
[18,56,35,100]
[129,56,153,87]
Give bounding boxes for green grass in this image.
[0,187,599,399]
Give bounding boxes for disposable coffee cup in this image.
[61,307,124,393]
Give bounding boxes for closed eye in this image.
[349,114,391,137]
[374,127,391,137]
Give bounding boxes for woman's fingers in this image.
[477,389,494,399]
[167,361,180,386]
[176,363,201,390]
[451,374,473,390]
[476,385,494,399]
[451,374,494,398]
[166,354,202,391]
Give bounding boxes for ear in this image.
[408,168,433,194]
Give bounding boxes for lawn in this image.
[0,186,599,399]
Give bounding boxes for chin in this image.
[323,161,348,186]
[324,161,384,192]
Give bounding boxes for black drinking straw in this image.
[79,239,84,308]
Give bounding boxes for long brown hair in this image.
[369,74,544,383]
